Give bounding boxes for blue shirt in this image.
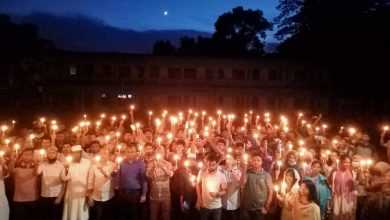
[304,174,332,215]
[118,159,147,196]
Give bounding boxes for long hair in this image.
[300,179,319,205]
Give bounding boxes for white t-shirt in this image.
[198,168,227,209]
[37,161,65,197]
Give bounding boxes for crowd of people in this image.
[0,108,390,220]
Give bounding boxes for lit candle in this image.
[105,135,110,144]
[116,156,123,167]
[336,159,340,169]
[243,154,249,164]
[157,137,162,147]
[281,181,287,195]
[384,126,389,132]
[274,185,280,194]
[148,111,153,126]
[348,127,356,136]
[115,132,120,141]
[95,155,101,166]
[66,155,73,163]
[174,154,179,166]
[0,151,4,158]
[39,149,46,161]
[100,113,106,119]
[277,160,282,170]
[117,144,122,154]
[14,144,20,157]
[184,160,189,170]
[198,162,203,169]
[156,153,161,162]
[1,125,8,136]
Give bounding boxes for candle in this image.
[198,162,203,169]
[288,143,293,150]
[121,115,127,120]
[360,160,366,171]
[190,175,196,186]
[117,145,122,154]
[105,135,110,144]
[157,137,162,147]
[277,160,282,170]
[336,159,340,169]
[348,127,356,136]
[66,155,73,163]
[95,155,101,166]
[1,125,7,136]
[116,156,123,167]
[184,160,189,169]
[156,154,161,162]
[148,111,153,125]
[274,185,280,194]
[115,132,120,141]
[39,149,46,161]
[281,181,287,195]
[174,154,179,167]
[100,113,106,119]
[0,151,4,158]
[384,126,389,132]
[243,154,249,164]
[14,144,20,157]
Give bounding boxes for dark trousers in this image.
[240,209,267,220]
[183,206,200,220]
[39,197,63,220]
[90,199,113,220]
[13,201,38,220]
[117,190,141,220]
[150,199,171,220]
[222,208,240,220]
[200,207,222,220]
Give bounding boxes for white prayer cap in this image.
[71,145,82,152]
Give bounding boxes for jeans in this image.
[39,197,63,220]
[117,190,141,220]
[222,208,240,220]
[90,199,113,220]
[240,209,267,220]
[200,207,222,220]
[150,199,171,220]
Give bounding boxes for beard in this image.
[48,158,57,163]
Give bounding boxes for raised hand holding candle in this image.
[174,154,179,167]
[66,155,73,163]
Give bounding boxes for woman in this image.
[278,168,300,220]
[329,155,357,220]
[293,179,321,220]
[305,160,331,219]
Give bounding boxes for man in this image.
[84,141,102,164]
[37,146,66,220]
[240,154,273,220]
[196,154,227,220]
[62,145,91,220]
[87,148,116,220]
[221,156,241,220]
[146,147,174,220]
[114,144,147,220]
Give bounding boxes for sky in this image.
[0,0,279,33]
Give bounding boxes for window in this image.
[102,65,112,75]
[218,69,225,79]
[232,69,246,80]
[136,66,145,78]
[69,65,77,75]
[168,68,181,79]
[252,69,260,80]
[118,66,130,77]
[150,65,160,78]
[205,69,215,79]
[184,68,197,79]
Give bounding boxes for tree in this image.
[152,40,176,55]
[153,6,272,56]
[213,6,272,56]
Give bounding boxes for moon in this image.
[163,11,168,16]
